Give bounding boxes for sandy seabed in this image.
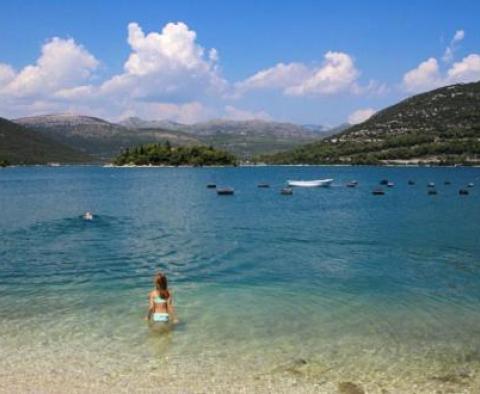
[1,345,480,394]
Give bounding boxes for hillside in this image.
[16,115,329,160]
[15,114,203,161]
[261,81,480,165]
[122,117,329,158]
[0,117,93,165]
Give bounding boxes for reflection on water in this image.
[0,165,480,392]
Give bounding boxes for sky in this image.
[0,0,479,126]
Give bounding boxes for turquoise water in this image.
[1,166,480,392]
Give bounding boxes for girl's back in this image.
[147,273,178,324]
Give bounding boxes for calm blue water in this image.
[1,165,480,392]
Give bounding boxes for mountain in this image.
[122,117,327,138]
[261,81,480,165]
[184,119,318,137]
[0,117,93,165]
[122,118,333,158]
[186,119,325,157]
[302,124,328,133]
[119,117,185,131]
[13,113,339,161]
[325,122,350,135]
[14,114,203,161]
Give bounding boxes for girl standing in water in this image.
[146,273,179,325]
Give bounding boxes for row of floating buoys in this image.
[210,182,294,196]
[208,180,475,197]
[372,179,475,196]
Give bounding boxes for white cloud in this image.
[234,51,363,97]
[442,29,465,63]
[286,52,360,96]
[403,57,441,93]
[234,62,310,96]
[0,64,16,87]
[100,22,226,102]
[2,37,98,98]
[119,101,211,124]
[0,21,387,124]
[0,22,226,122]
[223,105,271,121]
[348,108,376,124]
[403,53,480,93]
[447,54,480,83]
[453,30,465,42]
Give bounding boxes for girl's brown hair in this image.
[154,272,170,300]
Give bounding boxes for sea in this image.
[1,165,479,393]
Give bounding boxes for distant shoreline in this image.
[2,163,480,169]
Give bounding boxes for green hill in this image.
[0,117,93,165]
[261,81,480,165]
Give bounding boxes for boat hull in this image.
[287,179,333,188]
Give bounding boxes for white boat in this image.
[287,179,334,188]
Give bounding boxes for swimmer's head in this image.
[154,272,169,299]
[83,211,93,220]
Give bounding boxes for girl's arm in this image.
[145,293,154,320]
[167,295,179,324]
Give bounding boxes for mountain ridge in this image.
[15,115,331,159]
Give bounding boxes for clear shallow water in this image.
[1,166,480,393]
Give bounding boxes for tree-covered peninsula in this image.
[113,142,237,166]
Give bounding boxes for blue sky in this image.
[0,0,479,125]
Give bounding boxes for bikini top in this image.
[154,296,167,304]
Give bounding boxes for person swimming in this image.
[146,272,179,325]
[83,211,94,221]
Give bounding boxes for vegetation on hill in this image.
[113,141,237,166]
[260,82,480,165]
[0,117,94,165]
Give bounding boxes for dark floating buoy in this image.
[427,182,435,188]
[387,181,395,188]
[346,180,358,188]
[280,187,293,195]
[459,189,469,195]
[257,183,270,188]
[372,188,385,195]
[467,182,475,188]
[206,184,216,188]
[428,189,438,195]
[444,180,451,185]
[380,179,389,185]
[217,188,234,195]
[408,180,415,185]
